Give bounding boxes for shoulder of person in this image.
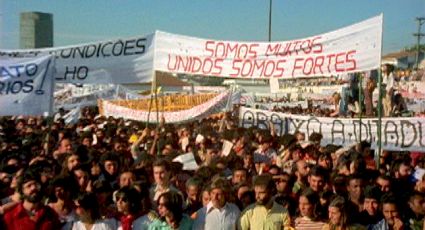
[147,210,159,222]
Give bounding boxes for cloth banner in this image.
[239,107,425,151]
[55,84,142,110]
[100,91,231,123]
[154,15,382,79]
[0,55,55,116]
[0,34,155,84]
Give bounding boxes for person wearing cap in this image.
[239,174,291,230]
[192,178,240,230]
[2,171,60,230]
[357,185,382,227]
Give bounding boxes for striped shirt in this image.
[294,216,325,230]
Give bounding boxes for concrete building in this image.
[20,12,53,49]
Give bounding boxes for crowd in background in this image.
[0,101,425,230]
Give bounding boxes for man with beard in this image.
[2,170,60,230]
[239,174,291,230]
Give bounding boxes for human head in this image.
[119,171,136,188]
[18,170,43,203]
[408,192,425,216]
[308,166,327,193]
[157,191,183,227]
[346,174,363,201]
[381,194,401,227]
[115,187,141,215]
[185,177,202,202]
[273,172,291,194]
[363,185,381,216]
[376,175,391,193]
[101,152,120,177]
[153,159,171,187]
[209,177,231,209]
[232,167,248,185]
[299,188,321,220]
[253,174,275,206]
[75,193,101,222]
[328,196,349,227]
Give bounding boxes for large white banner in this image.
[0,55,55,116]
[155,15,382,79]
[239,107,425,151]
[0,34,155,84]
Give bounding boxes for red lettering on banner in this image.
[274,60,286,77]
[335,52,346,72]
[205,41,215,57]
[230,60,242,77]
[265,44,280,56]
[314,56,325,74]
[302,57,314,75]
[212,59,224,75]
[292,58,304,76]
[249,44,259,58]
[204,41,259,59]
[301,40,312,54]
[326,54,336,72]
[293,40,303,55]
[346,50,357,71]
[312,36,322,53]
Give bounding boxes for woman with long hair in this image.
[295,188,325,229]
[115,186,156,230]
[322,196,365,230]
[148,191,192,230]
[63,193,116,230]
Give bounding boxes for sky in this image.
[1,0,424,54]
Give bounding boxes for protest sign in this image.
[154,15,382,79]
[239,107,425,151]
[99,90,231,123]
[0,34,155,84]
[0,55,55,116]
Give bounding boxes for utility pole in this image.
[413,17,425,70]
[268,0,272,42]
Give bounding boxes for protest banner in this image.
[0,34,155,84]
[99,91,231,123]
[239,107,425,151]
[0,55,55,116]
[154,15,382,79]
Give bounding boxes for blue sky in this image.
[1,0,424,54]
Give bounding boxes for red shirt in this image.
[2,203,60,230]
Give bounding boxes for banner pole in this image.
[376,14,384,168]
[358,73,363,142]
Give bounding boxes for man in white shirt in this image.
[193,178,240,230]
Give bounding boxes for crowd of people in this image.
[0,103,424,230]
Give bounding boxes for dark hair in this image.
[309,166,328,182]
[157,191,183,225]
[364,185,381,201]
[153,158,171,171]
[253,174,275,194]
[115,187,141,215]
[299,188,322,221]
[17,170,40,195]
[75,193,101,221]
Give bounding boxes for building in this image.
[382,50,424,69]
[20,12,53,49]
